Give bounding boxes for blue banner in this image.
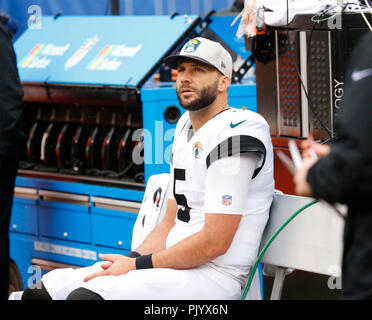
[14,15,198,86]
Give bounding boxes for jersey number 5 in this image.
[173,168,191,223]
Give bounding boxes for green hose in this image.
[241,199,318,300]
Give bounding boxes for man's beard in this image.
[176,79,219,111]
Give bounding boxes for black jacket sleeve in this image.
[307,32,372,207]
[0,23,24,160]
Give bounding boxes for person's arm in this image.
[151,213,241,269]
[84,211,241,282]
[0,24,24,160]
[306,140,369,205]
[295,124,370,204]
[83,197,178,282]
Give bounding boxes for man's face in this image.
[176,59,221,111]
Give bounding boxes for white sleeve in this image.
[204,152,260,215]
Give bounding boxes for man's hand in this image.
[83,254,136,282]
[293,156,318,196]
[293,137,331,197]
[301,136,330,159]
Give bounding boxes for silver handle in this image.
[39,190,89,203]
[14,187,38,200]
[91,196,140,213]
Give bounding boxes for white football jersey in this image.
[166,107,274,284]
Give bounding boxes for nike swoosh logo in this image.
[351,68,372,82]
[230,120,246,128]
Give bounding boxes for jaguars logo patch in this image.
[184,39,201,53]
[192,142,203,159]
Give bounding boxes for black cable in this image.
[320,136,333,145]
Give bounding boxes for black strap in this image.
[136,254,153,269]
[126,251,141,258]
[206,135,266,179]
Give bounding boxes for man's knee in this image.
[21,281,52,300]
[66,287,104,300]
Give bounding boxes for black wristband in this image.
[126,251,141,258]
[135,254,153,269]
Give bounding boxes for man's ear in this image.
[218,75,231,92]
